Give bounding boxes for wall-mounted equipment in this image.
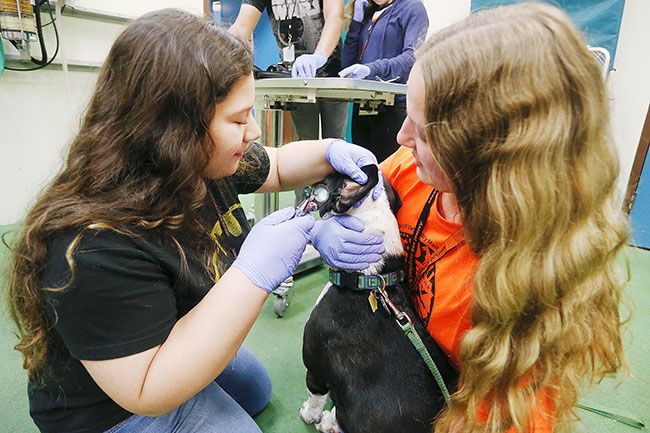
[0,0,60,71]
[0,0,38,61]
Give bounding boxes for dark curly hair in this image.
[8,8,252,383]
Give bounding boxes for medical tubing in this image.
[31,0,48,65]
[4,0,59,71]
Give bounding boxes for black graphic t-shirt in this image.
[28,143,270,433]
[244,0,342,76]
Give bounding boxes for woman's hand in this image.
[326,139,384,200]
[338,64,371,79]
[292,52,328,78]
[233,208,314,292]
[312,215,384,271]
[353,0,369,22]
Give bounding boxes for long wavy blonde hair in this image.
[417,4,629,432]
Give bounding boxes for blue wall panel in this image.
[631,152,650,249]
[470,0,625,70]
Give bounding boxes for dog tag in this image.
[368,292,378,313]
[282,44,295,63]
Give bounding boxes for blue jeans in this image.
[105,345,272,433]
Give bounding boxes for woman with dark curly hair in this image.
[7,8,383,433]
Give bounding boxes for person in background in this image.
[7,9,383,433]
[230,0,349,143]
[339,0,428,162]
[315,3,629,432]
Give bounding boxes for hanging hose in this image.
[4,0,59,71]
[30,0,48,65]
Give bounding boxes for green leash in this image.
[577,401,645,429]
[396,312,452,403]
[372,281,452,404]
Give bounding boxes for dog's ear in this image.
[332,165,379,213]
[383,177,401,215]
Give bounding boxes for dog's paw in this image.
[315,407,338,433]
[300,393,328,425]
[300,400,322,424]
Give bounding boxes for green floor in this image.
[0,223,648,432]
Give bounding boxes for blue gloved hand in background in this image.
[338,63,371,79]
[353,0,369,23]
[326,139,384,201]
[292,51,328,78]
[312,215,384,271]
[233,208,314,293]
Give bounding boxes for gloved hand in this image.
[233,208,314,292]
[292,51,328,78]
[312,215,384,270]
[353,0,369,22]
[338,64,371,79]
[326,139,384,201]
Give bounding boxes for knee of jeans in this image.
[217,346,273,416]
[248,368,272,417]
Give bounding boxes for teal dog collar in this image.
[328,269,406,290]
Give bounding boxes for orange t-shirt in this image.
[381,147,554,432]
[381,147,477,365]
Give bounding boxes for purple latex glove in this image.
[233,208,314,293]
[312,215,384,271]
[353,0,369,22]
[338,64,371,79]
[292,51,328,78]
[326,139,384,201]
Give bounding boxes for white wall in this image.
[0,21,121,225]
[609,0,650,196]
[0,67,99,225]
[64,0,203,19]
[0,1,202,225]
[0,0,648,225]
[423,0,471,35]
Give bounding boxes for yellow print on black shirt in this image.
[210,203,244,281]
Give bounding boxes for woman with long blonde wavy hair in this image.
[414,3,629,432]
[343,2,629,432]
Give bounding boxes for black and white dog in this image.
[300,166,459,433]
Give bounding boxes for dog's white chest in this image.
[345,195,404,275]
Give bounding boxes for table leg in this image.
[254,109,283,222]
